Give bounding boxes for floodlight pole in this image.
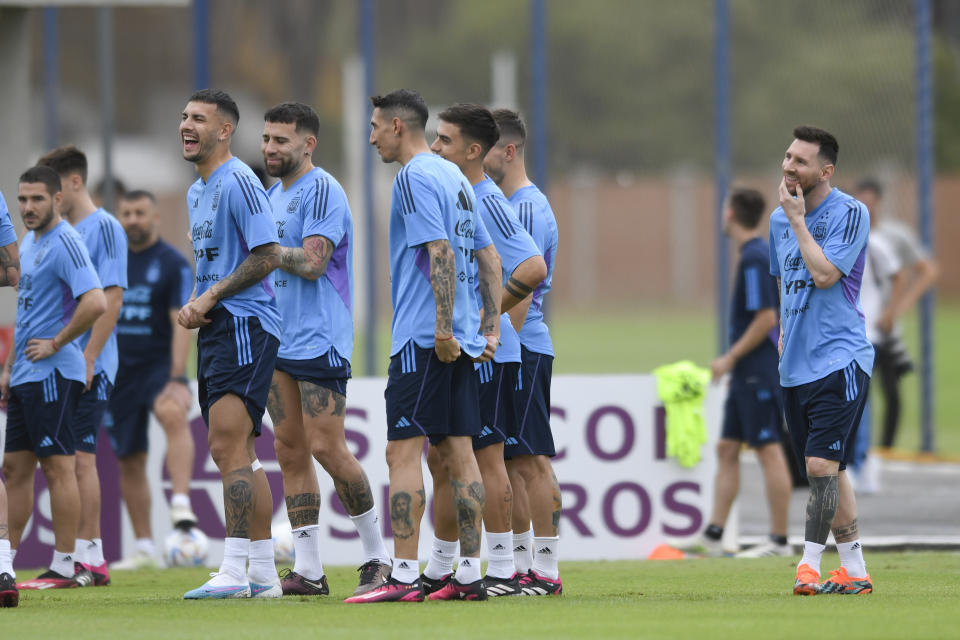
[915,0,935,453]
[360,0,377,376]
[193,0,210,90]
[713,0,730,355]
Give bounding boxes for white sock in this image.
[513,529,533,573]
[0,539,14,577]
[74,539,92,565]
[349,506,392,565]
[456,556,481,584]
[837,540,867,577]
[291,525,324,580]
[799,541,826,575]
[135,538,156,556]
[219,537,249,581]
[171,493,190,508]
[423,536,458,580]
[532,536,560,580]
[247,539,276,584]
[89,539,106,566]
[485,531,515,579]
[10,548,15,562]
[392,558,419,584]
[51,550,74,577]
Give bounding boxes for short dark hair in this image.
[37,144,88,184]
[854,177,883,198]
[437,103,500,154]
[94,176,126,199]
[729,188,766,229]
[793,125,838,166]
[370,89,428,131]
[120,189,156,204]
[491,108,526,145]
[264,102,320,137]
[20,165,62,196]
[189,88,240,125]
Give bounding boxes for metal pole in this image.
[43,8,58,151]
[714,0,730,355]
[193,0,209,89]
[98,7,115,213]
[530,0,548,192]
[360,0,377,376]
[915,0,935,452]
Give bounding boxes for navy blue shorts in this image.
[505,346,556,458]
[5,370,83,458]
[275,348,351,397]
[473,361,519,451]
[385,341,481,446]
[721,381,783,448]
[105,359,169,457]
[782,362,869,476]
[197,308,279,435]
[72,372,114,453]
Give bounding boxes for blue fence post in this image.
[360,0,377,376]
[43,8,59,151]
[714,0,730,356]
[193,0,209,89]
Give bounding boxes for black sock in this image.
[770,534,788,546]
[704,524,724,541]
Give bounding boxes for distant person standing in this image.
[770,126,874,596]
[703,188,792,558]
[107,189,198,570]
[0,189,21,607]
[38,145,128,588]
[853,179,937,450]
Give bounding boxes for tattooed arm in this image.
[278,235,333,281]
[178,242,280,329]
[0,241,19,287]
[427,239,460,363]
[474,243,502,363]
[501,254,546,313]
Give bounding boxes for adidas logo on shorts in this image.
[39,436,54,448]
[394,417,411,429]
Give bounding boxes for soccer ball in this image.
[164,526,210,567]
[272,520,295,566]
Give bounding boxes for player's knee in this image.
[716,439,740,461]
[805,456,838,477]
[75,452,98,475]
[154,395,185,426]
[208,436,244,470]
[39,456,75,483]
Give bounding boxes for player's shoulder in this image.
[155,238,190,262]
[740,237,771,265]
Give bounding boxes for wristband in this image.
[51,336,60,351]
[170,375,189,385]
[435,334,454,342]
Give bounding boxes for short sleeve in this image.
[302,176,347,247]
[57,232,102,298]
[822,202,869,276]
[401,169,448,248]
[94,217,128,289]
[168,251,194,309]
[743,257,778,312]
[0,196,16,247]
[480,195,539,274]
[473,210,492,251]
[228,171,279,250]
[769,222,781,278]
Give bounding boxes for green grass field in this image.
[4,553,959,639]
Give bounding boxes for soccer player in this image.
[426,103,546,598]
[2,166,106,590]
[178,89,283,599]
[484,109,563,595]
[107,189,198,570]
[702,188,792,558]
[260,102,392,597]
[769,126,874,596]
[0,189,21,607]
[37,145,128,587]
[345,89,502,603]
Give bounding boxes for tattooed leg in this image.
[385,437,427,559]
[223,466,255,539]
[427,444,458,541]
[285,492,321,528]
[516,454,561,537]
[475,443,512,533]
[436,436,485,557]
[805,475,839,545]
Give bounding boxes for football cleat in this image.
[81,561,111,586]
[110,550,162,570]
[0,572,19,607]
[343,576,425,603]
[820,567,873,594]
[419,572,451,595]
[484,573,522,597]
[354,560,391,596]
[249,576,283,598]
[427,577,488,601]
[520,570,563,596]
[734,541,792,558]
[793,563,821,595]
[16,569,78,590]
[279,569,329,596]
[184,572,251,599]
[73,562,95,587]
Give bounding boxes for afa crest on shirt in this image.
[146,260,161,284]
[812,221,827,242]
[18,273,33,291]
[287,193,301,213]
